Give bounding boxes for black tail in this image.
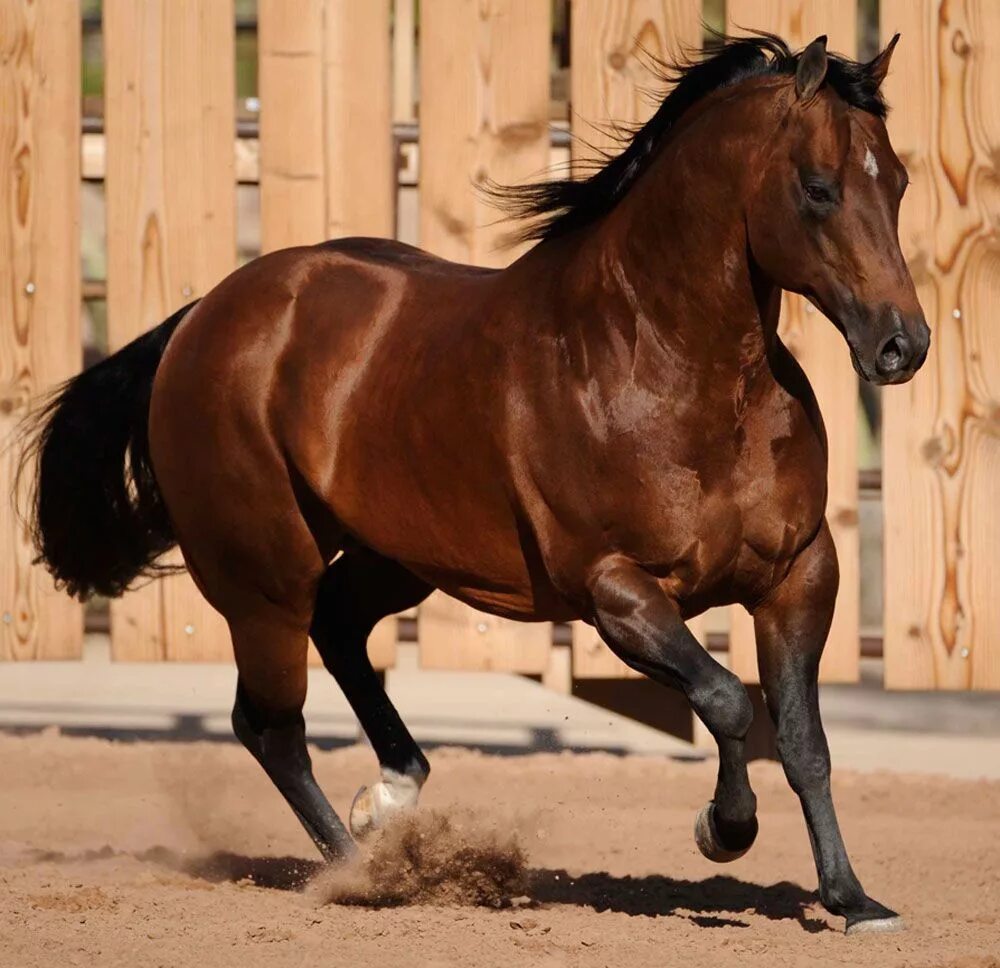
[16,303,195,600]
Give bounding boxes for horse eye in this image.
[803,182,833,205]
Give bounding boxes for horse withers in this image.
[21,33,928,934]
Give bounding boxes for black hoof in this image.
[694,803,757,863]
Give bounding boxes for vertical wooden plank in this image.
[569,0,702,678]
[0,0,82,660]
[260,0,393,252]
[725,2,860,685]
[104,0,235,661]
[366,616,398,670]
[418,597,550,673]
[419,0,550,266]
[882,0,1000,689]
[417,0,552,672]
[571,0,702,161]
[258,0,325,251]
[393,0,416,122]
[324,0,394,240]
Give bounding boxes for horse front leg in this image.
[587,555,759,862]
[754,520,901,934]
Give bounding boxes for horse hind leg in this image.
[174,495,355,860]
[309,548,434,838]
[228,606,356,861]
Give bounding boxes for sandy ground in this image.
[0,732,997,968]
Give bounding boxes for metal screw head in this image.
[960,647,970,659]
[475,622,488,634]
[952,308,962,319]
[804,303,816,315]
[24,281,36,295]
[1,612,12,625]
[183,623,195,636]
[181,285,194,298]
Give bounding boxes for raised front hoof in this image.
[694,803,757,863]
[845,903,905,936]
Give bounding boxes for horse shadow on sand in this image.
[525,868,828,932]
[24,846,829,933]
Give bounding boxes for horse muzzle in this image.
[849,307,931,386]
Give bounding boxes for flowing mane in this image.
[494,32,890,243]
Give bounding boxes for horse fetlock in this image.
[819,878,872,917]
[349,768,423,839]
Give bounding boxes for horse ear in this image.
[869,32,900,87]
[796,35,828,101]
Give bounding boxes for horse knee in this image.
[691,671,753,740]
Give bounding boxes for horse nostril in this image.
[876,332,911,375]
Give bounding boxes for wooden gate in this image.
[1,0,998,692]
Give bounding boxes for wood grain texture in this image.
[0,0,82,660]
[324,0,394,240]
[725,1,860,685]
[882,0,1000,689]
[569,0,702,678]
[259,0,393,251]
[393,0,416,122]
[570,0,702,163]
[419,0,550,266]
[104,0,235,661]
[417,0,553,672]
[417,595,550,673]
[258,0,325,250]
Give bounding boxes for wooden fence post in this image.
[725,1,861,685]
[258,0,393,252]
[881,0,1000,689]
[0,0,83,660]
[416,0,553,672]
[569,0,705,678]
[104,0,235,661]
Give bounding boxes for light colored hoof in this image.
[349,772,422,840]
[694,803,752,863]
[349,784,378,840]
[846,915,906,936]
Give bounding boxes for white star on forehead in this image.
[863,146,879,180]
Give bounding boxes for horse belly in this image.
[323,413,561,620]
[344,483,566,621]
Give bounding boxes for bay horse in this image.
[21,34,928,934]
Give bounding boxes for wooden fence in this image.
[1,0,998,691]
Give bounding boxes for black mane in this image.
[493,32,889,243]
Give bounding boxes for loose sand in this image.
[0,731,996,967]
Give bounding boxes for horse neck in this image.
[558,82,785,378]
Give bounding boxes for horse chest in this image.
[614,388,827,606]
[726,398,828,591]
